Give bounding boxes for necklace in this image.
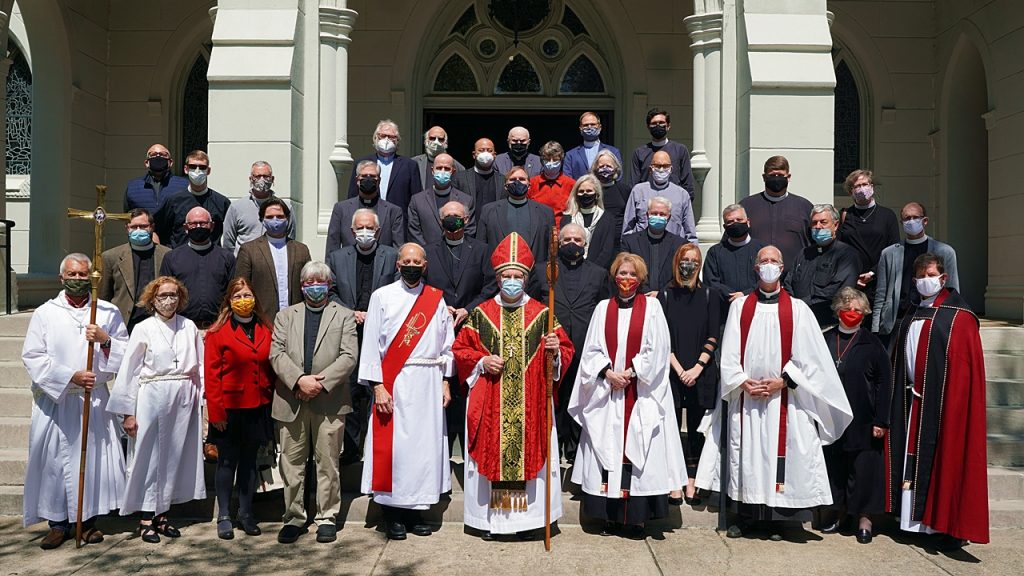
[56,299,88,333]
[155,315,181,370]
[835,331,858,367]
[855,204,877,223]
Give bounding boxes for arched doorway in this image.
[942,37,989,314]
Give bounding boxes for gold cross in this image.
[67,185,132,290]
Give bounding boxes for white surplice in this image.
[359,281,454,509]
[21,293,129,526]
[462,294,563,534]
[569,297,686,497]
[694,294,853,509]
[107,314,206,516]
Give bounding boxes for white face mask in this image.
[425,139,446,156]
[475,151,495,169]
[652,167,671,185]
[187,168,207,188]
[914,275,944,298]
[903,218,925,236]
[758,263,782,284]
[354,228,377,249]
[375,138,397,155]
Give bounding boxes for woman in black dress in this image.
[658,243,720,504]
[821,286,892,544]
[591,150,631,252]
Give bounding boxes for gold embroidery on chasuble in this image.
[499,305,526,483]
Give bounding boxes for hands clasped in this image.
[741,377,786,398]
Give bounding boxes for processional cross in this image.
[66,185,130,547]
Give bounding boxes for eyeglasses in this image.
[651,163,672,169]
[156,294,179,302]
[757,259,782,266]
[377,134,399,141]
[147,152,170,159]
[185,221,212,228]
[649,122,668,128]
[509,139,528,144]
[186,164,209,171]
[427,136,446,143]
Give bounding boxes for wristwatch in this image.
[100,338,112,350]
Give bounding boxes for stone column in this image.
[686,2,724,245]
[318,1,358,244]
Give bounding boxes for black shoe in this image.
[480,530,495,542]
[139,522,160,544]
[238,515,261,536]
[316,524,337,543]
[516,529,541,541]
[934,534,967,552]
[386,521,407,540]
[668,496,685,506]
[600,521,620,537]
[217,517,234,540]
[411,523,432,536]
[856,529,873,544]
[726,524,743,538]
[153,516,180,538]
[277,524,306,544]
[622,524,646,540]
[683,492,703,506]
[820,520,842,534]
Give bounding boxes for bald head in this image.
[398,243,426,263]
[474,138,495,153]
[440,201,467,219]
[652,150,671,166]
[145,144,172,174]
[559,223,587,247]
[432,153,455,171]
[508,127,530,142]
[184,206,213,244]
[397,243,427,284]
[757,245,782,265]
[186,206,211,224]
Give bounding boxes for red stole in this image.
[371,285,444,492]
[604,294,648,461]
[738,289,794,492]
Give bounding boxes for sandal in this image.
[153,515,181,538]
[139,521,160,544]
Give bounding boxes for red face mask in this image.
[838,309,864,328]
[617,277,639,296]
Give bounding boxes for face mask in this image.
[154,296,178,317]
[914,276,944,298]
[63,278,91,297]
[425,139,445,157]
[903,218,925,236]
[595,166,615,182]
[853,185,874,203]
[679,261,698,279]
[251,177,273,194]
[764,174,788,193]
[357,177,378,195]
[375,138,397,155]
[187,168,207,187]
[302,283,329,305]
[811,228,833,245]
[542,161,562,179]
[433,170,452,187]
[128,229,152,247]
[400,265,423,285]
[441,215,465,233]
[354,229,378,249]
[559,243,585,262]
[758,263,783,284]
[475,151,495,169]
[652,167,671,185]
[510,143,529,157]
[500,278,524,299]
[231,297,256,317]
[649,125,668,140]
[648,215,668,231]
[263,217,288,236]
[724,222,749,239]
[617,277,640,296]
[838,309,864,328]
[581,127,601,141]
[147,156,169,174]
[577,193,597,208]
[187,226,213,244]
[506,180,529,197]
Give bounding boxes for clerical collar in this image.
[853,200,877,210]
[562,256,583,268]
[906,234,928,245]
[188,186,208,197]
[433,186,451,196]
[758,286,781,302]
[838,323,859,334]
[233,313,254,324]
[355,242,377,256]
[583,139,599,149]
[579,205,597,215]
[474,165,494,175]
[498,293,527,308]
[919,293,940,308]
[727,236,751,247]
[508,196,528,206]
[359,194,379,207]
[764,191,789,202]
[615,292,637,307]
[647,228,665,241]
[189,240,213,251]
[651,138,668,147]
[445,235,464,247]
[268,235,288,247]
[816,242,835,254]
[130,241,156,252]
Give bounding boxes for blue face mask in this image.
[128,229,152,246]
[581,127,601,142]
[506,180,529,197]
[648,215,668,231]
[433,170,452,187]
[501,278,524,299]
[542,161,562,179]
[264,217,289,236]
[811,227,833,245]
[302,283,329,305]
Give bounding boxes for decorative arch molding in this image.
[557,45,610,95]
[830,36,872,186]
[937,20,996,120]
[826,4,894,107]
[429,44,481,94]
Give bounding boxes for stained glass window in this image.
[434,54,479,92]
[561,6,588,36]
[181,55,209,163]
[490,0,550,33]
[559,55,604,93]
[452,5,477,36]
[833,60,860,184]
[542,38,560,58]
[496,54,542,94]
[479,38,497,58]
[5,45,32,175]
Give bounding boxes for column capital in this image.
[685,12,723,50]
[320,5,358,45]
[692,0,724,16]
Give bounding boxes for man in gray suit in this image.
[326,208,401,464]
[494,126,542,178]
[407,153,476,246]
[98,208,170,333]
[325,160,405,257]
[270,261,358,545]
[410,125,466,191]
[873,201,959,341]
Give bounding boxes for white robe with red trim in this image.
[695,292,852,508]
[359,281,454,509]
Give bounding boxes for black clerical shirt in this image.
[355,249,375,311]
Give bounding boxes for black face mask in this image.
[649,125,668,140]
[510,143,529,158]
[400,265,423,285]
[577,193,597,208]
[187,226,212,244]
[506,181,529,197]
[441,215,465,233]
[764,175,788,193]
[558,243,585,263]
[358,177,379,195]
[724,222,749,239]
[147,156,169,174]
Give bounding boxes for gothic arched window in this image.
[496,54,542,94]
[434,54,479,92]
[181,52,209,162]
[5,43,32,175]
[833,59,860,184]
[559,55,604,94]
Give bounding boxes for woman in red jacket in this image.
[204,277,275,540]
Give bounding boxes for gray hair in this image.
[355,159,380,175]
[559,223,587,244]
[300,261,333,284]
[590,150,622,180]
[647,196,672,212]
[438,200,467,219]
[722,203,746,219]
[811,203,840,222]
[351,208,380,228]
[251,160,272,173]
[59,253,92,275]
[565,174,604,215]
[831,286,871,314]
[423,127,448,145]
[373,119,400,142]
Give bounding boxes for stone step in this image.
[988,434,1024,467]
[986,353,1024,381]
[0,418,30,449]
[989,467,1024,501]
[0,449,27,486]
[981,327,1024,353]
[0,336,24,359]
[989,500,1024,529]
[0,312,32,337]
[987,406,1024,436]
[0,361,29,389]
[0,388,32,418]
[988,378,1024,408]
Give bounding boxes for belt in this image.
[140,374,193,385]
[34,382,108,399]
[404,358,446,367]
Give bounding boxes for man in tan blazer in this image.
[98,208,170,333]
[270,261,358,545]
[235,199,311,324]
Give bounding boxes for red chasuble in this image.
[453,298,574,487]
[885,288,989,543]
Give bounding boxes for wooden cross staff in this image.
[66,184,130,548]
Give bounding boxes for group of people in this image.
[21,110,987,554]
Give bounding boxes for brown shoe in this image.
[82,527,104,544]
[40,527,70,550]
